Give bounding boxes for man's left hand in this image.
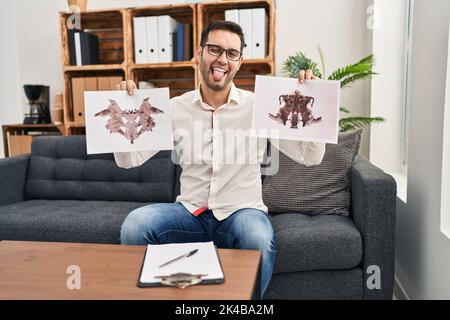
[298,69,320,84]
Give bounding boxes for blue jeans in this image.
[120,202,276,299]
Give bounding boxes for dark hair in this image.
[200,20,245,52]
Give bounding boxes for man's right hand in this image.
[115,80,137,95]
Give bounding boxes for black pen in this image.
[158,249,199,268]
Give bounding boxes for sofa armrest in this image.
[351,155,396,300]
[0,154,30,205]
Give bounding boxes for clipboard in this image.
[137,241,225,288]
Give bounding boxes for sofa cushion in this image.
[270,213,362,273]
[0,200,148,244]
[265,268,363,300]
[25,136,177,202]
[263,130,362,216]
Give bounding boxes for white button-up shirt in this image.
[114,83,326,221]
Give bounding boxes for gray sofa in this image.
[0,135,396,299]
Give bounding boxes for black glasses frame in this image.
[202,44,242,61]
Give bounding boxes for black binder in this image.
[68,29,100,65]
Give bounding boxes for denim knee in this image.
[120,206,156,245]
[120,203,194,245]
[230,211,276,251]
[240,225,275,252]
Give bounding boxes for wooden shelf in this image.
[3,124,63,129]
[63,64,125,72]
[130,60,195,70]
[2,124,63,157]
[66,122,86,127]
[63,122,86,135]
[59,0,275,135]
[196,0,276,84]
[60,9,126,67]
[130,65,197,98]
[128,4,197,66]
[242,58,273,64]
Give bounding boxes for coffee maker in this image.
[23,85,51,124]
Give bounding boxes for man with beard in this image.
[114,20,324,299]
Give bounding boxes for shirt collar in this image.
[227,82,240,105]
[192,82,240,109]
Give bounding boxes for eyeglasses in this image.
[202,44,242,61]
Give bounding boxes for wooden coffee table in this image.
[0,241,260,300]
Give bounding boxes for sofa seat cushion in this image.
[0,200,149,244]
[270,213,362,273]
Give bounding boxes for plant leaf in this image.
[340,71,377,88]
[339,116,384,132]
[282,51,322,79]
[317,45,326,79]
[329,54,376,88]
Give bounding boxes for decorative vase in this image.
[67,0,87,12]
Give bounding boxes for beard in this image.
[199,56,237,92]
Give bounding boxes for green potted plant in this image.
[283,47,384,132]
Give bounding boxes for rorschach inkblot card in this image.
[84,88,173,154]
[252,75,340,144]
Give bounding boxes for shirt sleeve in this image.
[270,139,326,166]
[113,150,160,169]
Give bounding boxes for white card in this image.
[85,88,173,154]
[252,75,340,144]
[140,241,224,285]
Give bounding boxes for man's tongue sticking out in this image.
[212,67,226,82]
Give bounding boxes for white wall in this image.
[0,0,372,158]
[370,0,408,174]
[395,0,450,299]
[15,0,67,112]
[441,24,450,240]
[0,2,25,157]
[0,0,162,158]
[276,0,372,157]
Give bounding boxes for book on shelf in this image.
[147,16,159,63]
[133,15,193,64]
[68,29,100,66]
[134,16,148,64]
[158,15,177,63]
[175,23,184,62]
[225,8,268,59]
[183,23,193,61]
